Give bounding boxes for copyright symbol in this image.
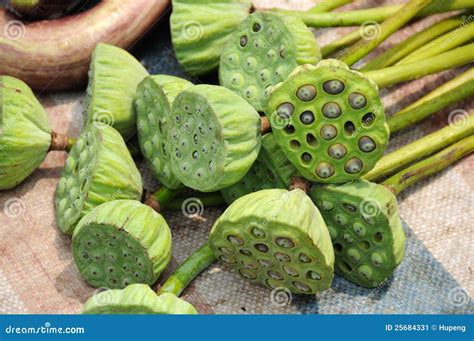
[431,324,437,331]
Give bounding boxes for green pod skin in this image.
[0,76,51,190]
[73,200,172,289]
[220,133,299,204]
[8,0,84,19]
[84,43,149,139]
[170,0,252,76]
[219,11,321,112]
[309,180,405,288]
[135,75,192,189]
[54,123,142,235]
[82,284,197,314]
[209,189,334,294]
[167,84,261,192]
[266,60,389,184]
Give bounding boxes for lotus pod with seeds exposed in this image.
[8,0,84,19]
[54,123,142,235]
[170,0,252,76]
[221,133,299,203]
[167,84,261,192]
[0,76,51,190]
[266,60,389,183]
[84,43,148,139]
[135,75,192,189]
[82,284,197,314]
[310,180,405,288]
[73,200,172,289]
[220,11,320,112]
[209,189,334,294]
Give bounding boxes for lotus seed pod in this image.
[309,180,405,288]
[82,284,197,314]
[167,84,261,192]
[170,0,252,76]
[135,75,192,189]
[220,133,299,204]
[209,189,334,294]
[219,11,320,111]
[55,123,142,235]
[84,43,148,139]
[8,0,84,19]
[266,60,389,183]
[0,76,51,190]
[73,200,171,288]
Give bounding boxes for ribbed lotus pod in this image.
[170,0,252,76]
[266,60,389,184]
[84,43,149,139]
[220,133,299,203]
[8,0,84,19]
[219,11,320,112]
[72,200,172,289]
[135,75,192,189]
[54,123,142,235]
[209,189,334,294]
[0,76,51,190]
[167,84,261,192]
[82,284,197,314]
[309,180,405,288]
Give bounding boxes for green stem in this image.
[363,115,474,181]
[157,243,216,297]
[397,20,474,65]
[162,192,226,211]
[360,15,465,71]
[339,0,432,66]
[321,28,362,57]
[387,68,474,133]
[365,44,474,88]
[383,136,474,195]
[151,187,180,207]
[308,0,352,13]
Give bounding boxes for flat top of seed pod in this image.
[82,284,197,314]
[54,123,142,235]
[266,60,389,184]
[72,200,172,289]
[310,180,405,288]
[210,188,334,294]
[84,43,148,139]
[167,84,261,192]
[219,11,320,112]
[0,76,52,190]
[135,75,192,189]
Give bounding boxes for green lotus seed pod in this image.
[220,11,320,111]
[209,189,334,294]
[73,200,171,289]
[266,60,389,184]
[82,284,197,314]
[220,133,298,204]
[8,0,84,19]
[170,0,252,76]
[167,84,261,192]
[135,75,192,189]
[84,43,149,139]
[309,180,405,288]
[55,123,142,235]
[0,76,51,190]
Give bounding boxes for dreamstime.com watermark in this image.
[4,322,85,335]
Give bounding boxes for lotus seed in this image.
[268,270,284,281]
[283,265,299,277]
[300,111,315,125]
[274,252,291,262]
[277,102,294,119]
[251,226,265,238]
[241,259,258,269]
[335,214,347,226]
[323,79,344,94]
[359,136,376,152]
[258,259,273,267]
[227,235,244,246]
[252,22,261,32]
[299,253,312,263]
[320,200,333,211]
[372,252,383,266]
[328,144,347,159]
[293,281,311,292]
[343,233,353,243]
[275,237,294,248]
[240,249,253,256]
[358,265,372,279]
[240,35,248,47]
[347,248,361,262]
[348,92,367,109]
[307,271,321,281]
[254,243,269,253]
[343,203,357,212]
[353,222,365,236]
[239,269,257,279]
[296,85,317,102]
[344,157,363,174]
[316,162,335,178]
[322,102,342,118]
[320,124,337,140]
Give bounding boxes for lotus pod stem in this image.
[8,0,85,19]
[49,132,76,152]
[307,0,352,13]
[321,28,362,57]
[144,187,181,213]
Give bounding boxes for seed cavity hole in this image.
[362,113,375,126]
[344,121,356,136]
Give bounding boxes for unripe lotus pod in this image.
[8,0,84,19]
[219,11,321,111]
[55,123,142,235]
[135,75,192,189]
[0,76,51,190]
[309,180,405,288]
[220,133,299,204]
[209,189,334,294]
[167,84,261,192]
[170,0,252,76]
[266,60,389,183]
[72,200,172,289]
[84,43,148,139]
[82,284,197,314]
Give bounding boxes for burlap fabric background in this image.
[0,0,472,314]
